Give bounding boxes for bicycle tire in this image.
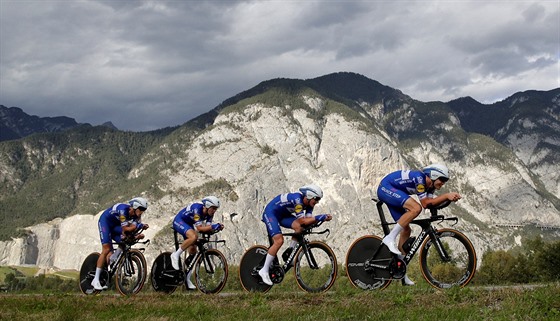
[239,245,273,293]
[419,228,477,289]
[194,249,228,294]
[150,252,178,294]
[79,252,101,295]
[115,250,146,295]
[345,235,393,290]
[294,241,337,293]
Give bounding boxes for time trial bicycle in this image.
[150,229,228,294]
[239,221,337,293]
[345,199,476,289]
[79,234,149,295]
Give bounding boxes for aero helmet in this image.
[299,184,323,199]
[422,164,450,181]
[129,197,148,210]
[202,196,221,208]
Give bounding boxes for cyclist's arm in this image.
[122,223,137,234]
[420,193,461,208]
[196,224,214,233]
[297,214,332,226]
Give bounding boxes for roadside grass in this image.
[1,267,559,321]
[0,283,558,321]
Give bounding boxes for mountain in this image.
[0,106,87,142]
[0,72,559,270]
[448,90,560,199]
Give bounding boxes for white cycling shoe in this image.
[258,269,273,286]
[91,279,108,291]
[382,236,402,255]
[186,271,196,290]
[402,274,415,286]
[171,253,180,270]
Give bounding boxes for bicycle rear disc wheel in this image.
[294,241,337,293]
[345,235,392,290]
[419,228,477,289]
[194,249,228,294]
[115,250,146,295]
[79,252,101,295]
[239,245,273,293]
[150,252,178,294]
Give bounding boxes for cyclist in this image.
[170,196,224,289]
[377,163,461,285]
[91,197,150,291]
[258,184,332,286]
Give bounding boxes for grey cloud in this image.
[1,0,557,130]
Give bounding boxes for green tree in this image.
[535,241,560,281]
[477,250,517,284]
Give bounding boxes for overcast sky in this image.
[1,1,558,131]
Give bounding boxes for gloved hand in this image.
[211,223,223,232]
[314,214,329,222]
[136,223,144,231]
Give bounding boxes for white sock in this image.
[386,223,404,241]
[187,270,193,281]
[174,248,184,258]
[94,267,103,282]
[261,254,275,273]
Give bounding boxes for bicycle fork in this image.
[299,242,320,270]
[428,229,451,262]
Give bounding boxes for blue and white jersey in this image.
[100,203,141,227]
[264,192,314,219]
[379,170,433,200]
[174,202,213,227]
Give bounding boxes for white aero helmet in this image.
[202,196,221,208]
[299,184,323,199]
[129,197,148,210]
[422,163,450,181]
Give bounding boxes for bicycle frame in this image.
[108,238,150,277]
[269,222,330,272]
[372,199,458,269]
[171,230,225,281]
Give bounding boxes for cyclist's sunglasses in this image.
[137,206,147,212]
[438,177,449,183]
[313,197,321,202]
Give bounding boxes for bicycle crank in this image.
[270,265,285,284]
[389,257,407,279]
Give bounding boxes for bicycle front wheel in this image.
[419,228,477,289]
[194,249,228,294]
[239,245,273,293]
[294,241,337,293]
[115,250,147,295]
[79,252,101,295]
[345,235,392,290]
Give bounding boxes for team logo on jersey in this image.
[417,184,426,193]
[119,215,126,222]
[295,204,303,213]
[194,214,200,221]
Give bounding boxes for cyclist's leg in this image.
[185,244,197,290]
[259,211,284,285]
[92,216,117,290]
[378,186,419,255]
[171,219,196,270]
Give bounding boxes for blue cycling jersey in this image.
[98,203,142,244]
[174,202,213,227]
[377,170,434,221]
[173,202,213,237]
[262,192,314,237]
[380,170,432,199]
[265,192,314,219]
